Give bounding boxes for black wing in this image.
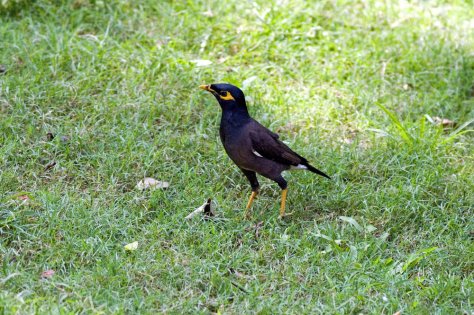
[248,121,304,166]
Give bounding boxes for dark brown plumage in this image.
[200,83,330,218]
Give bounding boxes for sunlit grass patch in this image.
[1,0,473,313]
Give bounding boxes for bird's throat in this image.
[221,110,250,127]
[219,111,250,143]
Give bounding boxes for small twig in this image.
[44,161,56,172]
[230,280,248,293]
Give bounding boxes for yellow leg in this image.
[279,188,289,218]
[245,191,258,218]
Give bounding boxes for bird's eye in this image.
[218,90,235,101]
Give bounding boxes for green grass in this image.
[1,0,473,313]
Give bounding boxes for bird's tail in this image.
[306,163,331,179]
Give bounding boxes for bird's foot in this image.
[244,191,258,219]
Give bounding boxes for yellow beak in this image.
[199,85,210,91]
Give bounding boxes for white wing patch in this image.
[290,164,308,170]
[252,149,263,158]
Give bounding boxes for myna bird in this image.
[200,83,330,218]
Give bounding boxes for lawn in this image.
[1,0,473,313]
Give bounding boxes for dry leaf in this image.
[18,195,30,201]
[228,268,251,279]
[190,59,212,67]
[41,269,55,279]
[393,311,401,315]
[79,34,99,42]
[402,83,413,90]
[433,116,456,129]
[124,241,138,251]
[230,269,244,278]
[202,9,213,17]
[136,178,169,190]
[185,198,215,219]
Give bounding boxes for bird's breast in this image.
[219,126,251,161]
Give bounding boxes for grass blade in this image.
[375,103,413,145]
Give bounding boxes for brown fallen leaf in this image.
[432,116,457,129]
[41,269,55,279]
[393,311,401,315]
[18,195,30,201]
[228,268,246,278]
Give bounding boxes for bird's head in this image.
[199,83,248,112]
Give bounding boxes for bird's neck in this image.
[220,109,251,127]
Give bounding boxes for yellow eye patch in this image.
[219,91,235,101]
